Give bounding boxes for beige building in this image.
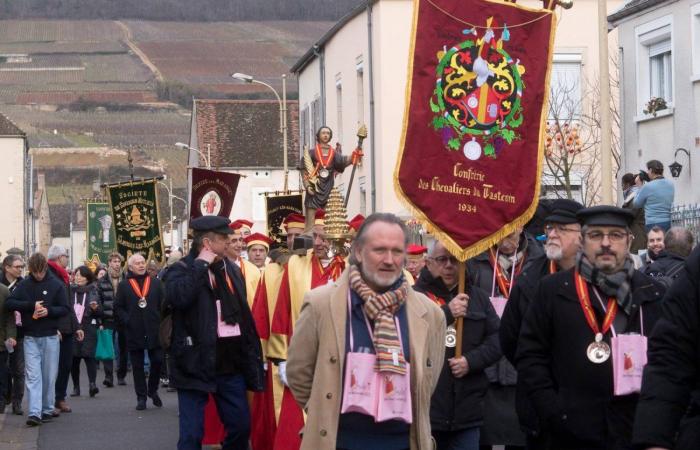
[33,172,52,255]
[292,0,623,215]
[0,113,29,254]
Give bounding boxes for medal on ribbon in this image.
[574,271,617,364]
[128,276,151,309]
[315,144,334,179]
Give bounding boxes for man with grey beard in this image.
[286,212,446,450]
[500,199,583,447]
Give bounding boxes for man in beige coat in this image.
[287,213,446,450]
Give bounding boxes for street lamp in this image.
[176,142,211,169]
[232,72,289,191]
[157,178,188,248]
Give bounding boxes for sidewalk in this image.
[0,411,39,450]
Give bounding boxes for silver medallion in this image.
[138,297,147,309]
[586,332,610,364]
[319,168,330,178]
[445,325,457,348]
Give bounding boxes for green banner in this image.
[86,202,117,264]
[107,180,164,263]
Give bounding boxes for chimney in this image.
[37,172,46,191]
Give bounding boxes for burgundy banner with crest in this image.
[189,168,240,219]
[395,0,556,260]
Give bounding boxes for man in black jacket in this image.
[643,226,693,287]
[6,253,69,426]
[632,244,700,450]
[414,240,501,449]
[114,253,165,410]
[97,252,125,387]
[466,228,544,448]
[165,216,263,450]
[500,199,583,447]
[2,254,25,415]
[516,206,666,449]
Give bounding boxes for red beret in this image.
[347,214,365,232]
[406,244,428,256]
[244,232,273,249]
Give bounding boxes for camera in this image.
[638,170,651,183]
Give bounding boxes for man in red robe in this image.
[268,210,329,450]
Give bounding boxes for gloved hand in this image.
[278,361,288,387]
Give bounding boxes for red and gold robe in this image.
[269,251,327,450]
[250,262,285,450]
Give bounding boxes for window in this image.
[336,76,343,142]
[311,98,322,140]
[692,4,700,77]
[635,16,673,115]
[549,54,582,120]
[649,40,672,102]
[300,106,310,151]
[356,57,365,126]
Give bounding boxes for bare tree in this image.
[543,55,621,206]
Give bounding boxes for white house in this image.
[0,113,29,254]
[609,0,698,205]
[188,99,301,232]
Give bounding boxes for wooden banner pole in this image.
[455,260,467,358]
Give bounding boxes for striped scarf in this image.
[348,265,408,374]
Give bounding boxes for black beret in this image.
[576,205,635,228]
[545,199,584,224]
[190,215,233,235]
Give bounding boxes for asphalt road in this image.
[2,362,180,450]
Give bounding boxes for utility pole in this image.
[598,0,613,204]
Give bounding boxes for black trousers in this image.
[55,333,74,402]
[0,351,7,405]
[71,357,97,386]
[5,337,24,404]
[117,327,129,379]
[130,348,162,399]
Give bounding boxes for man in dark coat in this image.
[114,253,166,410]
[96,252,125,387]
[2,255,25,415]
[165,216,264,450]
[414,240,501,449]
[6,253,69,426]
[466,228,544,447]
[632,245,700,450]
[516,206,666,449]
[500,199,583,447]
[642,226,693,287]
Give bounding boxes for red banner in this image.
[395,0,556,260]
[190,168,240,220]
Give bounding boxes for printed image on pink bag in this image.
[73,303,85,324]
[612,333,647,396]
[376,366,412,423]
[340,352,379,417]
[215,300,241,338]
[489,296,508,319]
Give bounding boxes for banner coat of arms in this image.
[86,202,116,263]
[395,0,557,260]
[107,180,165,263]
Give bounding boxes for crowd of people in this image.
[1,163,699,450]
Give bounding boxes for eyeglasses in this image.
[584,230,629,243]
[429,255,458,266]
[545,224,581,234]
[11,265,24,269]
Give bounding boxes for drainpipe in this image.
[367,1,377,212]
[617,45,625,204]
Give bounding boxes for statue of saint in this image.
[301,126,361,230]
